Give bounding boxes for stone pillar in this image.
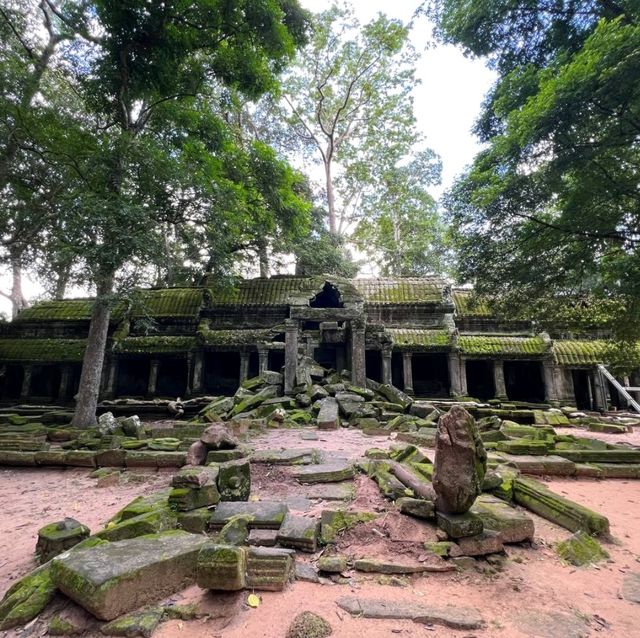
[20,364,32,400]
[402,351,414,395]
[284,319,298,394]
[448,353,467,397]
[105,359,118,398]
[58,365,72,402]
[542,361,560,404]
[147,359,160,396]
[185,353,194,397]
[239,352,250,384]
[192,351,204,394]
[351,319,366,388]
[335,347,346,374]
[592,367,608,412]
[493,361,508,399]
[381,347,392,385]
[258,346,269,375]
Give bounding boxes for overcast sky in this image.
[0,0,496,317]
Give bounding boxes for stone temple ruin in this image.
[0,275,637,410]
[0,276,639,635]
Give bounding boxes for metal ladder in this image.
[596,364,640,414]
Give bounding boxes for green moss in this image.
[386,328,451,349]
[100,606,164,637]
[556,531,609,566]
[48,615,81,635]
[162,603,200,620]
[459,335,548,356]
[0,339,87,362]
[113,336,196,355]
[286,611,332,638]
[321,510,377,544]
[0,566,55,630]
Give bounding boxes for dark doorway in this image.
[607,380,624,409]
[1,364,23,400]
[366,350,382,382]
[413,353,450,397]
[249,352,260,379]
[572,369,594,410]
[31,365,61,400]
[203,351,240,395]
[504,360,545,402]
[466,360,495,400]
[156,357,188,397]
[268,350,285,372]
[66,364,82,401]
[314,346,337,371]
[310,282,343,308]
[116,358,150,397]
[391,352,404,389]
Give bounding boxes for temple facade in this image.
[0,276,634,410]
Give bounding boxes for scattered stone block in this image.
[622,572,640,604]
[354,558,453,574]
[218,514,253,545]
[206,448,246,463]
[456,531,504,557]
[36,518,90,564]
[276,513,319,552]
[171,465,219,489]
[251,448,319,465]
[336,596,484,630]
[436,511,484,539]
[186,441,208,465]
[100,606,163,637]
[246,546,295,591]
[0,565,56,630]
[51,531,207,620]
[513,477,609,536]
[292,459,354,483]
[423,541,462,558]
[64,450,97,467]
[125,451,186,468]
[320,509,377,544]
[169,485,220,511]
[177,507,212,534]
[305,482,354,501]
[501,454,576,476]
[433,406,486,514]
[396,497,435,519]
[248,529,279,547]
[515,609,589,638]
[209,501,288,530]
[96,449,127,467]
[470,495,534,543]
[377,384,413,410]
[556,531,609,566]
[120,416,145,439]
[317,397,340,430]
[318,555,348,573]
[295,563,320,583]
[95,508,177,542]
[216,458,251,501]
[196,543,246,591]
[34,450,68,466]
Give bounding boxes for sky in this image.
[0,0,496,317]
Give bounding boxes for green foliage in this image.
[434,0,640,342]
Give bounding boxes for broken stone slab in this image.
[119,416,145,439]
[305,482,354,501]
[470,495,534,544]
[555,448,640,463]
[396,497,435,519]
[295,563,320,583]
[515,609,590,638]
[36,518,90,564]
[433,406,486,514]
[251,448,320,465]
[336,597,484,631]
[354,558,454,574]
[95,449,127,468]
[100,606,163,637]
[186,441,208,465]
[95,508,177,542]
[248,529,279,547]
[209,501,288,530]
[436,511,484,539]
[622,572,640,604]
[218,514,253,546]
[362,460,411,501]
[171,465,219,489]
[125,451,186,468]
[320,509,377,544]
[51,530,207,621]
[245,546,295,591]
[409,402,437,418]
[177,508,212,534]
[456,530,504,557]
[291,459,354,484]
[496,440,551,456]
[200,424,239,449]
[196,543,246,591]
[556,531,609,566]
[377,384,413,410]
[215,458,250,501]
[317,397,340,430]
[318,555,348,573]
[109,489,172,523]
[231,385,281,417]
[169,485,220,511]
[310,385,329,401]
[276,513,319,553]
[513,477,609,536]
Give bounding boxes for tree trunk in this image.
[70,272,114,428]
[258,241,269,277]
[53,262,71,299]
[9,252,28,318]
[325,158,337,235]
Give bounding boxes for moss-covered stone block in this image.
[245,546,295,591]
[196,543,246,591]
[436,511,483,539]
[36,518,90,564]
[556,531,609,566]
[176,507,212,534]
[100,606,164,637]
[169,485,220,512]
[320,509,377,544]
[0,565,55,630]
[96,507,177,542]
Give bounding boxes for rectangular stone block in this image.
[291,460,354,484]
[196,543,246,591]
[169,485,220,511]
[436,511,483,539]
[276,513,319,552]
[456,531,504,557]
[51,530,207,620]
[177,507,213,534]
[471,495,534,543]
[209,501,289,530]
[171,466,219,489]
[245,547,295,591]
[317,397,340,430]
[216,458,251,501]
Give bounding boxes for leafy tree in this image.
[279,3,420,234]
[352,150,445,276]
[431,1,640,340]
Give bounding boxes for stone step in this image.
[291,460,354,484]
[470,494,534,543]
[209,501,289,530]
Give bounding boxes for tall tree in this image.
[431,1,640,339]
[279,3,420,234]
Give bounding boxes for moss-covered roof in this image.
[459,335,548,357]
[15,299,96,322]
[208,278,308,305]
[198,328,279,346]
[452,289,492,317]
[552,340,609,365]
[0,339,87,361]
[354,278,447,305]
[129,288,205,319]
[387,329,452,350]
[113,336,197,354]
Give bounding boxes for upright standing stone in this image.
[317,397,340,430]
[351,319,366,388]
[433,406,486,514]
[285,319,299,394]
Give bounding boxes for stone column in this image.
[239,352,250,384]
[58,365,71,402]
[185,353,194,397]
[402,351,414,395]
[381,347,392,385]
[20,364,32,400]
[542,361,560,404]
[284,319,298,394]
[448,353,467,397]
[592,367,608,412]
[192,351,204,395]
[105,359,118,398]
[351,319,366,387]
[258,346,269,375]
[147,359,160,396]
[493,361,508,399]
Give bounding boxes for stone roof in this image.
[113,336,197,355]
[0,339,87,362]
[452,289,492,317]
[458,335,548,357]
[552,340,608,365]
[386,329,452,350]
